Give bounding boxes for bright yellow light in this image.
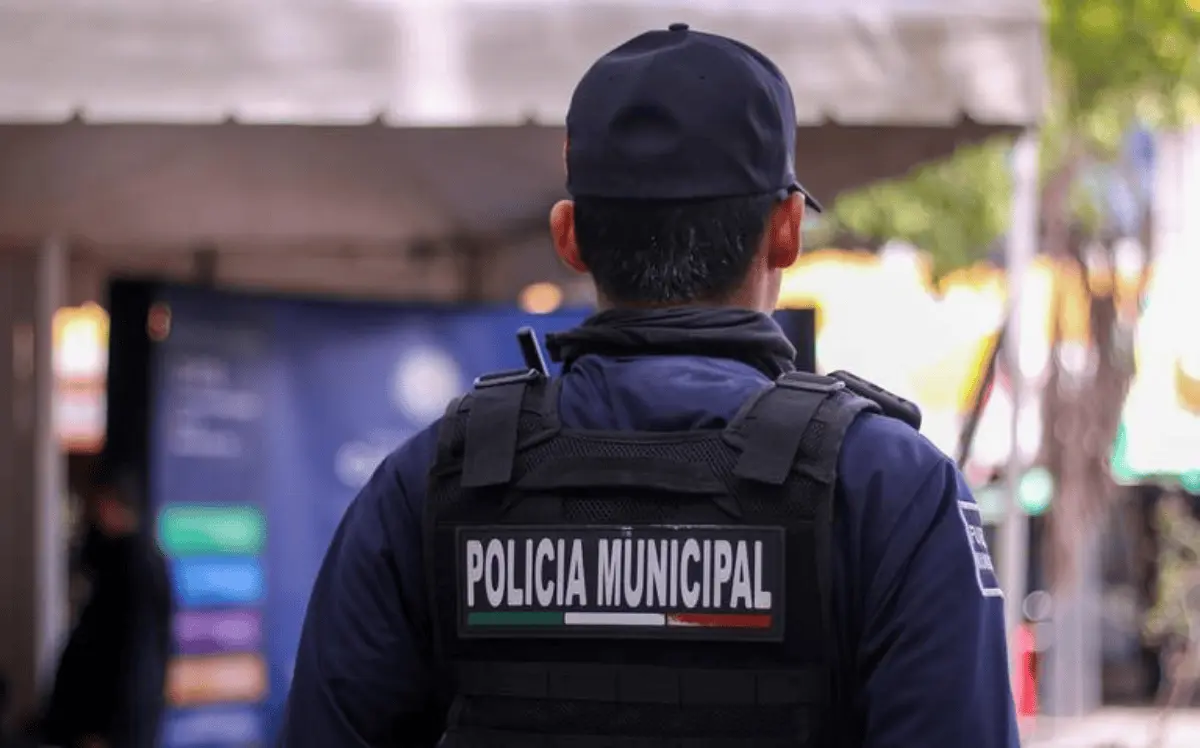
[53,303,109,379]
[519,282,563,314]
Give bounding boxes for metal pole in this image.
[956,324,1005,469]
[34,236,67,688]
[999,131,1039,640]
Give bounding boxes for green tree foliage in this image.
[812,0,1200,267]
[1053,0,1200,146]
[1145,495,1200,728]
[1145,496,1200,646]
[808,142,1011,278]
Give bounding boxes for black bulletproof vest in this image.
[424,369,882,748]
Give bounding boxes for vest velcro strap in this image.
[461,374,537,488]
[456,662,826,707]
[516,456,725,494]
[733,373,842,485]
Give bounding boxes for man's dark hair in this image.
[89,462,139,509]
[573,194,777,305]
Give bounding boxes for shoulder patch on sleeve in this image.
[957,501,1004,598]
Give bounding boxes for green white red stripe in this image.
[468,611,772,629]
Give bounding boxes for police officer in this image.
[281,25,1020,748]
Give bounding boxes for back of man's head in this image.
[87,462,140,535]
[550,24,822,310]
[573,195,778,305]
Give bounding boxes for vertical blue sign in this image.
[148,287,587,747]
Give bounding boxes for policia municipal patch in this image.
[458,525,785,641]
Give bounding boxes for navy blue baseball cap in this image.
[565,23,822,212]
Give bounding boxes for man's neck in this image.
[595,298,765,314]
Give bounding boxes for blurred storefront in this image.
[0,0,1047,719]
[771,127,1200,711]
[1107,239,1200,702]
[1105,127,1200,705]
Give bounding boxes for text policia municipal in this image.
[463,537,774,611]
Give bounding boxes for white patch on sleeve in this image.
[957,501,1004,598]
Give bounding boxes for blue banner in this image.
[148,287,588,748]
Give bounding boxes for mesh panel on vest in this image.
[436,409,827,523]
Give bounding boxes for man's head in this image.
[85,465,140,538]
[550,24,821,313]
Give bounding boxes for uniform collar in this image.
[545,307,797,380]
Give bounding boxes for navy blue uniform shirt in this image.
[280,335,1020,747]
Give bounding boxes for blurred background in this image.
[0,0,1198,746]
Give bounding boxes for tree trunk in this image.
[1040,146,1145,586]
[1040,150,1087,585]
[1038,144,1151,717]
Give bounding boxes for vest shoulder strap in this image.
[730,371,881,486]
[828,369,923,430]
[437,368,556,489]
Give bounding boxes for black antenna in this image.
[517,326,549,376]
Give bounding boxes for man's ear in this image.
[765,193,805,270]
[550,200,587,273]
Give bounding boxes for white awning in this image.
[0,0,1045,127]
[0,0,1046,297]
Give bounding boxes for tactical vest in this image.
[424,369,890,747]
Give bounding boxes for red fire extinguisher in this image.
[1014,621,1038,723]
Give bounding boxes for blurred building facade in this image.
[0,0,1046,720]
